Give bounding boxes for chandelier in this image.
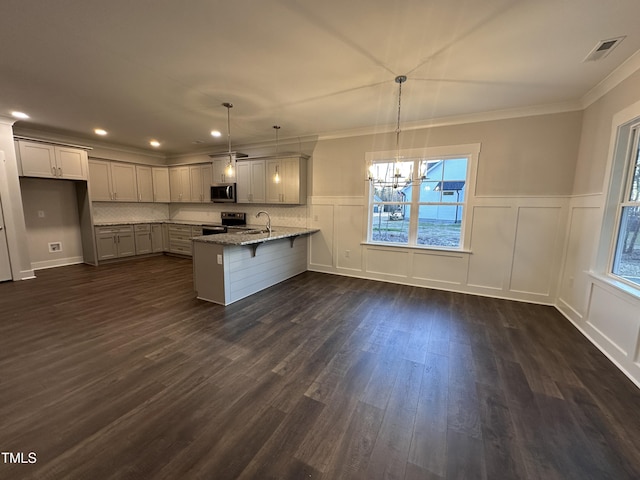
[367,75,427,189]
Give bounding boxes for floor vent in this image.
[583,36,625,62]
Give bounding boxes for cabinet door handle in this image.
[51,166,57,176]
[114,192,117,200]
[58,167,62,176]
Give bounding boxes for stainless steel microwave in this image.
[210,183,236,203]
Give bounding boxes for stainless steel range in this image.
[202,212,246,235]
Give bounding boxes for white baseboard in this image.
[32,256,84,271]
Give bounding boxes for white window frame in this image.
[364,143,480,252]
[609,121,640,289]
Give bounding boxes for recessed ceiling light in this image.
[94,128,108,136]
[149,140,161,148]
[11,111,29,119]
[211,130,222,137]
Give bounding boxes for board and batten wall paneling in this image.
[410,250,468,286]
[365,246,410,278]
[509,206,563,297]
[587,282,640,358]
[557,200,602,319]
[335,204,364,272]
[466,205,514,291]
[309,203,334,268]
[308,196,567,304]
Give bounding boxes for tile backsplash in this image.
[92,203,170,223]
[92,202,309,227]
[170,203,309,227]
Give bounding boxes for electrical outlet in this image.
[345,250,350,258]
[217,254,223,265]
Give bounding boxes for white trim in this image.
[32,257,84,271]
[588,271,640,303]
[317,102,582,142]
[554,302,640,390]
[361,241,472,255]
[365,143,480,251]
[582,49,640,109]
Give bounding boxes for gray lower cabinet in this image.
[134,224,152,255]
[96,223,197,261]
[167,224,202,256]
[151,223,165,253]
[167,224,192,256]
[95,225,136,261]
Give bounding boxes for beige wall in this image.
[19,178,84,268]
[573,68,640,195]
[312,111,583,198]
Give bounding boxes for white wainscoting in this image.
[308,195,569,304]
[557,193,640,388]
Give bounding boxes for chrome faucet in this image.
[256,211,271,235]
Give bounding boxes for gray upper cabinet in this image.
[88,159,138,202]
[152,167,170,202]
[135,165,154,202]
[265,155,308,204]
[212,157,236,183]
[17,140,87,180]
[189,164,213,203]
[236,159,266,203]
[169,166,191,202]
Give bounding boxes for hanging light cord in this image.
[273,125,280,155]
[223,102,233,162]
[395,75,406,154]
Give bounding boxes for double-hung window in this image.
[611,123,640,288]
[366,144,479,250]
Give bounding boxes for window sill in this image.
[361,241,472,255]
[588,272,640,302]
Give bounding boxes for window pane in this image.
[371,204,411,244]
[630,144,640,202]
[419,181,442,202]
[442,158,468,180]
[613,206,640,286]
[416,205,462,247]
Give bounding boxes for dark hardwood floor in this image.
[1,255,639,479]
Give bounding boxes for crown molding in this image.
[581,48,640,109]
[12,126,165,160]
[316,101,583,141]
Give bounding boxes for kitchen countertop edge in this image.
[191,227,320,246]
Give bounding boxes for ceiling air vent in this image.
[583,36,625,62]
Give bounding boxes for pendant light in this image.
[273,125,281,184]
[223,102,234,177]
[367,75,426,188]
[392,75,407,188]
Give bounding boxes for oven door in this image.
[202,226,228,235]
[210,183,236,203]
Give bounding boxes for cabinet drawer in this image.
[134,224,150,232]
[168,225,192,234]
[95,226,133,235]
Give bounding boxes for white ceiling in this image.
[2,0,640,154]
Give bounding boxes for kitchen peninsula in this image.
[192,226,319,305]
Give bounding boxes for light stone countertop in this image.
[191,226,319,246]
[94,220,219,227]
